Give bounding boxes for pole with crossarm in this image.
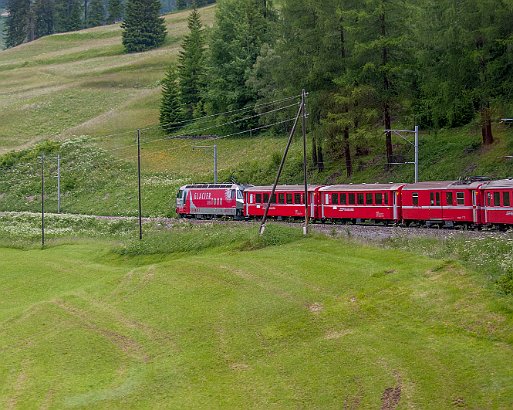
[384,125,419,183]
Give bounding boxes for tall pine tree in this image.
[178,5,206,119]
[122,0,166,53]
[5,0,30,47]
[160,67,185,133]
[87,0,105,27]
[106,0,123,23]
[205,0,275,129]
[32,0,54,38]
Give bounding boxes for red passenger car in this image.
[401,181,485,227]
[176,183,246,218]
[481,179,513,228]
[319,184,405,224]
[244,185,323,220]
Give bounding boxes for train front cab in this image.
[244,185,323,220]
[176,184,245,218]
[481,179,513,229]
[319,184,405,224]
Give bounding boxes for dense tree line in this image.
[3,0,125,46]
[162,0,513,177]
[2,0,214,47]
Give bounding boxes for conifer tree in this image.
[32,0,54,38]
[121,0,166,53]
[178,5,205,119]
[5,0,30,47]
[87,0,105,27]
[54,0,82,32]
[107,0,123,23]
[160,67,185,133]
[205,0,275,128]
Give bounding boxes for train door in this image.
[429,191,442,220]
[393,191,398,221]
[472,190,480,225]
[310,192,316,218]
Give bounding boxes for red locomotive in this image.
[176,178,513,229]
[176,183,246,219]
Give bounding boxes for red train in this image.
[176,178,513,229]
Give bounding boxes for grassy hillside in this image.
[0,221,512,408]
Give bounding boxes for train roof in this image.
[245,185,322,192]
[403,180,487,190]
[481,179,513,189]
[320,183,405,192]
[180,183,244,190]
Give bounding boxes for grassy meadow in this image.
[0,218,512,408]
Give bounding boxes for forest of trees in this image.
[161,0,513,177]
[1,0,212,47]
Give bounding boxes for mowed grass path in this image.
[1,235,512,408]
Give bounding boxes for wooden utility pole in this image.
[302,89,309,235]
[137,129,143,240]
[41,153,45,247]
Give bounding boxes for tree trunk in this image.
[312,134,318,169]
[343,126,352,177]
[317,143,324,172]
[481,105,494,145]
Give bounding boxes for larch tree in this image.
[121,0,166,53]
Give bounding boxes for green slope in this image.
[0,226,512,408]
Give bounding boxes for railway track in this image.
[1,211,510,241]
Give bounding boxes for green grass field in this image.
[1,220,512,408]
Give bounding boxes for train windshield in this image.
[177,190,184,199]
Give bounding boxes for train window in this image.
[237,190,243,199]
[384,193,389,205]
[436,193,441,206]
[494,192,501,206]
[446,192,453,205]
[256,194,262,203]
[286,194,293,204]
[271,194,277,203]
[278,194,285,204]
[487,193,492,206]
[177,189,184,199]
[332,193,339,205]
[349,193,355,205]
[375,193,382,205]
[413,193,419,206]
[264,194,269,204]
[341,194,347,204]
[357,193,364,205]
[456,192,465,205]
[365,193,372,204]
[504,192,511,207]
[295,193,302,204]
[430,193,434,206]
